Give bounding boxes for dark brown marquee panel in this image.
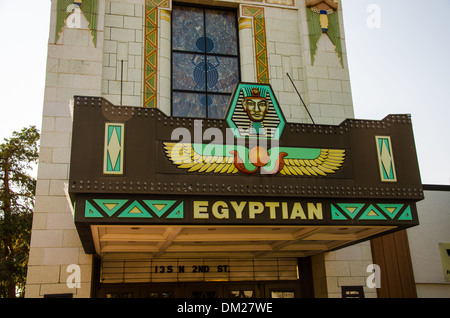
[68,87,422,258]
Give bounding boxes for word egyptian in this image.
[193,200,323,220]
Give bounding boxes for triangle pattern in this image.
[398,205,413,221]
[331,204,347,220]
[85,201,103,218]
[166,203,184,219]
[143,200,176,217]
[93,199,128,217]
[360,204,386,220]
[337,203,365,219]
[118,201,153,218]
[377,204,404,220]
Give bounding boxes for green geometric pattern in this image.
[330,205,347,220]
[167,203,184,219]
[331,203,413,221]
[336,203,365,219]
[143,200,176,217]
[85,201,103,218]
[378,203,404,219]
[84,199,184,219]
[359,204,386,220]
[241,6,269,83]
[118,201,153,218]
[397,206,413,221]
[104,123,124,174]
[93,199,128,217]
[376,136,397,182]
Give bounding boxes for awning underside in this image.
[92,224,396,259]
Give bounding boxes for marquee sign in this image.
[68,83,423,254]
[77,194,417,225]
[101,258,299,284]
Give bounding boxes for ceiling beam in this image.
[253,227,321,258]
[173,233,295,242]
[99,234,167,242]
[167,244,273,253]
[154,227,182,258]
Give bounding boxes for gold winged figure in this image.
[163,142,345,176]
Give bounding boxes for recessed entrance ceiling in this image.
[91,225,395,259]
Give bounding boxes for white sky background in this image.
[0,0,449,185]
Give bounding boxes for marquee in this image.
[69,83,422,257]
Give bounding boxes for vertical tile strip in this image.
[241,6,269,84]
[144,2,158,108]
[144,0,171,108]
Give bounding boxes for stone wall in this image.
[312,242,377,298]
[102,1,144,107]
[25,0,106,298]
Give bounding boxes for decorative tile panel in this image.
[103,123,124,175]
[84,199,184,219]
[376,136,397,182]
[144,0,171,108]
[241,5,269,84]
[331,203,413,221]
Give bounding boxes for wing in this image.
[326,11,343,67]
[82,0,99,46]
[279,148,345,176]
[55,0,72,44]
[305,7,323,65]
[163,142,238,174]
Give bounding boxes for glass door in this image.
[226,283,260,298]
[184,283,223,298]
[265,282,301,298]
[140,284,178,298]
[98,285,139,298]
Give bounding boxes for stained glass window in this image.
[172,4,240,118]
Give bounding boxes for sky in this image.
[0,0,449,185]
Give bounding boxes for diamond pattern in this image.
[104,124,124,174]
[376,136,397,182]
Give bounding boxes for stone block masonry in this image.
[102,1,144,107]
[312,242,377,298]
[25,0,106,298]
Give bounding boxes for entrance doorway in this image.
[97,281,302,298]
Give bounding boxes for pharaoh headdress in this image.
[230,86,281,138]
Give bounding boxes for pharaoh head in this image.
[243,87,269,122]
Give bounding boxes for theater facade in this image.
[26,0,423,298]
